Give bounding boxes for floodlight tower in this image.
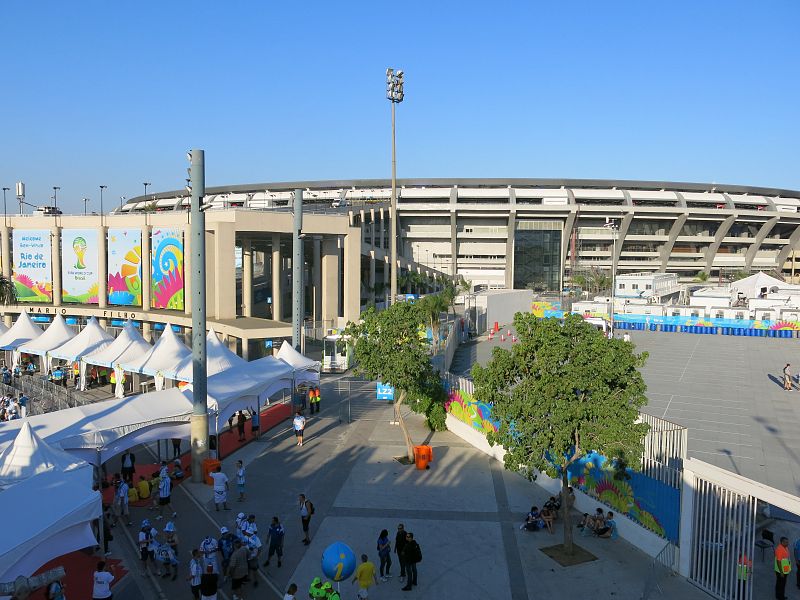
[386,67,404,305]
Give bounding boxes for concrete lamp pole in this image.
[604,217,619,337]
[292,189,304,351]
[99,185,106,223]
[187,150,208,483]
[386,67,404,305]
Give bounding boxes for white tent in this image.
[0,311,42,355]
[0,421,86,489]
[17,314,76,369]
[172,329,246,383]
[82,320,151,393]
[276,340,321,387]
[0,321,9,339]
[119,325,191,389]
[0,387,195,464]
[0,469,101,582]
[48,316,114,365]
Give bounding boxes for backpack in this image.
[306,500,315,515]
[219,535,234,559]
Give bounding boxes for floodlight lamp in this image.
[386,68,393,77]
[396,70,403,78]
[186,185,192,194]
[187,151,193,162]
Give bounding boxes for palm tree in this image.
[418,293,449,354]
[0,275,17,306]
[693,271,710,282]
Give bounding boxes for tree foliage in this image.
[417,293,448,354]
[0,276,17,306]
[345,302,440,461]
[472,312,649,553]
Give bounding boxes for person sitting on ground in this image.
[520,506,542,531]
[128,483,140,502]
[544,495,561,513]
[577,513,591,531]
[540,505,555,534]
[137,475,151,500]
[595,511,618,539]
[171,459,184,479]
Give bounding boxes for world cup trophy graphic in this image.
[72,236,87,270]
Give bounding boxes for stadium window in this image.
[735,312,744,320]
[618,283,625,289]
[715,311,724,319]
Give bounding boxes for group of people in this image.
[345,524,424,598]
[306,386,321,414]
[520,496,561,534]
[578,507,618,539]
[0,393,27,421]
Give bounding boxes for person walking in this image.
[264,516,285,568]
[235,460,246,502]
[400,532,421,591]
[776,536,791,600]
[138,519,157,576]
[209,465,230,511]
[293,410,306,446]
[114,476,131,526]
[250,405,261,439]
[283,583,298,600]
[172,438,182,459]
[200,564,219,600]
[17,393,27,419]
[91,561,115,600]
[784,363,793,391]
[377,529,392,581]
[736,552,751,600]
[299,494,314,545]
[394,523,408,584]
[188,549,203,600]
[228,539,249,600]
[244,529,262,587]
[352,554,378,599]
[236,411,247,442]
[310,387,321,414]
[157,471,176,520]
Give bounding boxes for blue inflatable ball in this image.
[321,542,357,582]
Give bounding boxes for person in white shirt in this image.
[209,466,229,511]
[91,560,115,600]
[188,548,203,599]
[157,472,176,520]
[284,583,298,600]
[235,460,246,502]
[293,410,306,446]
[200,535,219,573]
[138,519,157,576]
[622,332,631,343]
[244,530,262,587]
[115,476,131,526]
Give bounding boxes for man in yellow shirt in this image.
[137,476,151,499]
[352,554,378,599]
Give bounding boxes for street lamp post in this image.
[1,188,8,225]
[83,198,90,215]
[386,67,404,305]
[99,185,106,221]
[52,187,60,211]
[604,218,619,337]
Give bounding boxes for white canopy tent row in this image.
[171,329,247,383]
[47,317,114,385]
[118,325,191,396]
[0,311,42,366]
[0,422,101,583]
[17,314,76,372]
[275,340,321,387]
[81,320,151,394]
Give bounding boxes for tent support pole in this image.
[95,448,105,556]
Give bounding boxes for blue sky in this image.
[1,1,798,213]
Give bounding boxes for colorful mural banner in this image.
[61,229,99,304]
[532,302,800,331]
[443,382,679,542]
[151,227,184,310]
[107,228,143,306]
[12,229,53,303]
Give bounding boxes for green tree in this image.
[693,271,710,282]
[345,303,438,461]
[0,276,17,306]
[472,312,650,554]
[417,293,449,354]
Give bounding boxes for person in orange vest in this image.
[307,387,314,414]
[775,536,791,600]
[736,552,751,599]
[310,387,321,415]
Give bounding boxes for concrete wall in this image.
[476,289,534,329]
[445,414,670,559]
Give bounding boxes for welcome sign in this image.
[12,229,53,303]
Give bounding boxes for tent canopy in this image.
[172,329,246,382]
[120,325,190,378]
[17,314,76,357]
[0,311,42,351]
[83,320,151,369]
[276,340,320,386]
[0,421,86,489]
[48,316,114,363]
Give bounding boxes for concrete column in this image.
[343,228,361,324]
[677,464,696,577]
[51,228,62,307]
[242,238,253,317]
[321,237,339,328]
[242,338,250,361]
[378,209,385,252]
[450,211,457,278]
[214,223,237,320]
[383,256,390,305]
[271,234,282,321]
[505,212,515,289]
[369,252,376,305]
[97,226,108,308]
[0,226,10,281]
[183,223,192,315]
[312,237,322,325]
[142,226,152,310]
[369,209,376,248]
[142,321,152,342]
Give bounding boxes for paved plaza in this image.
[100,374,709,600]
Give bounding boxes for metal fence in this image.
[1,375,90,416]
[639,412,688,489]
[641,541,678,599]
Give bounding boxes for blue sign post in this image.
[376,382,395,401]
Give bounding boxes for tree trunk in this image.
[395,389,415,462]
[561,469,574,555]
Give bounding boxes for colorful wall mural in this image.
[12,229,53,302]
[443,380,679,542]
[107,228,143,306]
[151,227,184,310]
[61,229,99,304]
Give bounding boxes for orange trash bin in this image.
[413,445,433,470]
[202,458,221,485]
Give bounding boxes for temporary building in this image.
[82,320,151,393]
[276,340,321,387]
[119,325,190,390]
[172,329,246,383]
[0,387,195,464]
[0,423,100,582]
[0,421,86,489]
[17,314,76,369]
[0,311,42,358]
[48,316,114,367]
